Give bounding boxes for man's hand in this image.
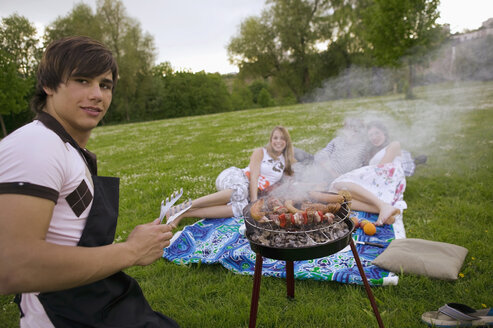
[125,219,173,266]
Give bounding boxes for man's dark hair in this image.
[31,36,119,113]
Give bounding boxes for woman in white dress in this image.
[329,121,406,226]
[167,126,296,227]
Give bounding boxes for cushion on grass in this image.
[372,238,468,280]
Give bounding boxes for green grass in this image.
[1,81,492,327]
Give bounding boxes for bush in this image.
[257,88,275,107]
[155,71,233,119]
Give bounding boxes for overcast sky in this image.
[1,0,492,74]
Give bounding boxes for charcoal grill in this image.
[243,196,385,328]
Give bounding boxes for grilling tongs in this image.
[158,188,183,223]
[158,188,193,225]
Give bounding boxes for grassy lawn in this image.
[1,81,492,327]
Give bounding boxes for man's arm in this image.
[0,194,172,295]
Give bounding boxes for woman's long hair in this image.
[366,121,390,163]
[265,126,296,176]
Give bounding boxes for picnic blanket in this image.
[163,211,406,286]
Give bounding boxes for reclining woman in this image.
[329,121,406,226]
[167,126,296,227]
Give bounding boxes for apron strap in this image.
[14,294,24,318]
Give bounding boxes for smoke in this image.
[262,35,493,200]
[268,38,493,199]
[419,35,493,84]
[304,66,397,104]
[304,35,493,104]
[298,34,493,160]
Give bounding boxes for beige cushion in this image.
[372,238,468,280]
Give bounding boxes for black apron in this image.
[31,113,179,327]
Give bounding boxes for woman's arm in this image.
[247,148,264,203]
[379,141,402,164]
[0,194,173,295]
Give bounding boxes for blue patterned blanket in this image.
[163,211,406,286]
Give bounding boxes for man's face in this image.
[43,70,114,142]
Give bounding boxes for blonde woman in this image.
[167,126,295,227]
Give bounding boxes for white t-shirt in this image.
[314,136,368,176]
[0,120,94,327]
[243,148,285,190]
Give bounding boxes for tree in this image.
[257,88,275,108]
[230,82,255,110]
[0,14,40,77]
[360,0,445,98]
[249,80,270,104]
[0,50,30,136]
[99,0,156,122]
[43,3,103,44]
[44,0,156,123]
[0,15,39,136]
[154,70,232,118]
[228,0,339,101]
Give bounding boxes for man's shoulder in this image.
[2,121,63,149]
[0,120,77,190]
[0,121,69,169]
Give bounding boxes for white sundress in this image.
[331,146,407,212]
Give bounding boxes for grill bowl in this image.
[244,199,354,261]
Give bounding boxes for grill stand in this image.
[248,238,385,328]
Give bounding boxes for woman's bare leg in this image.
[169,205,234,228]
[187,189,234,208]
[166,189,234,227]
[331,182,399,225]
[350,199,379,214]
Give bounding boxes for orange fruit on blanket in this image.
[363,222,377,236]
[359,220,370,228]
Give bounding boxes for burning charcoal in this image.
[247,200,352,248]
[273,235,283,245]
[306,237,316,246]
[258,235,270,245]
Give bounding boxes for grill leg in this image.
[350,239,385,328]
[249,253,263,328]
[286,260,294,298]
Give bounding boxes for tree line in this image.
[1,0,490,136]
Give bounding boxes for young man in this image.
[313,118,369,180]
[0,36,179,327]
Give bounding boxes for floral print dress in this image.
[331,146,407,212]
